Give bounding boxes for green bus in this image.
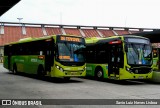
[85,35,153,80]
[3,35,86,80]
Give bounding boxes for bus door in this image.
[44,39,54,72]
[108,41,123,78]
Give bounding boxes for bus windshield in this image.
[126,43,152,65]
[57,42,85,62]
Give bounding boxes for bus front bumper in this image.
[51,67,86,78]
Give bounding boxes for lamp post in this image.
[60,12,62,24]
[17,18,23,23]
[17,18,23,39]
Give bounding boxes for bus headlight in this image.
[60,67,63,72]
[125,66,133,73]
[56,65,64,72]
[126,66,130,71]
[56,65,60,69]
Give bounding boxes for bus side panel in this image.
[102,65,109,78]
[86,63,109,78]
[10,55,43,74]
[3,56,9,69]
[26,55,44,74]
[86,63,96,77]
[11,56,27,72]
[153,57,158,71]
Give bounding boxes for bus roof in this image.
[4,35,83,46]
[123,35,149,40]
[4,35,54,45]
[85,36,122,44]
[85,35,150,45]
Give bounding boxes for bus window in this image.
[57,43,85,62]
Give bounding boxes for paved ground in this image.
[0,63,160,108]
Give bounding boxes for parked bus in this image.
[85,35,153,80]
[3,35,86,80]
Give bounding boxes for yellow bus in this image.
[3,35,86,80]
[85,35,153,80]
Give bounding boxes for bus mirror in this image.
[125,45,128,52]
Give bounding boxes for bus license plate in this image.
[138,76,144,79]
[71,72,77,75]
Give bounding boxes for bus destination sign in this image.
[60,36,81,42]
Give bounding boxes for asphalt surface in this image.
[0,63,160,108]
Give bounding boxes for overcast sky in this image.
[0,0,160,28]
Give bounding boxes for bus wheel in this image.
[95,68,103,80]
[64,77,70,81]
[13,64,17,74]
[37,66,45,77]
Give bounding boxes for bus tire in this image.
[37,65,45,77]
[13,64,17,74]
[95,67,103,80]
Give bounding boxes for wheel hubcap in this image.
[97,71,102,78]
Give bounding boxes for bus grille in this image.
[131,68,152,74]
